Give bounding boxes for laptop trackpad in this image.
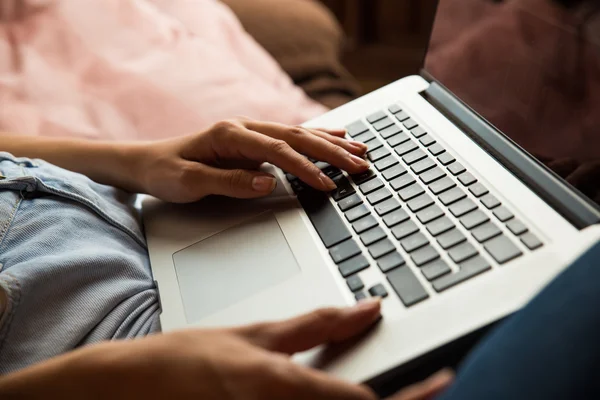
[173,212,301,324]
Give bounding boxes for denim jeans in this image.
[0,152,160,373]
[439,238,600,399]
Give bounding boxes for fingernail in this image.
[319,172,337,190]
[354,297,381,311]
[426,369,455,388]
[252,176,277,192]
[349,153,369,167]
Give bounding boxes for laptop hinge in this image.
[421,81,600,229]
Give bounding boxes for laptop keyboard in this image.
[288,105,544,307]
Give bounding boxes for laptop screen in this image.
[423,0,600,207]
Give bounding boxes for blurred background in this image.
[320,0,437,93]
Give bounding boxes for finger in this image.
[307,128,368,156]
[220,127,338,191]
[183,162,277,199]
[283,363,377,400]
[387,369,454,400]
[243,121,370,175]
[238,298,381,354]
[315,128,348,138]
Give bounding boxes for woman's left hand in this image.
[133,117,370,203]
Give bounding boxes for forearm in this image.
[0,134,146,193]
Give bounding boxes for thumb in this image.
[237,298,382,354]
[201,164,277,199]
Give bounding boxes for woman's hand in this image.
[0,300,452,400]
[133,117,369,203]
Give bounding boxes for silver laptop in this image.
[143,0,600,389]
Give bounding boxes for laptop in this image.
[143,0,600,390]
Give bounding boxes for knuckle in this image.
[289,126,307,137]
[227,169,247,190]
[212,119,239,136]
[269,139,291,154]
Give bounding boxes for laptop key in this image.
[411,158,436,174]
[417,205,444,224]
[383,209,411,228]
[403,149,427,165]
[395,141,419,156]
[493,206,514,222]
[374,197,401,216]
[383,164,407,181]
[373,117,394,131]
[369,238,396,259]
[419,134,436,147]
[345,204,370,223]
[401,232,429,253]
[428,143,446,156]
[448,162,466,176]
[438,152,456,166]
[346,120,369,137]
[404,119,419,130]
[339,254,370,278]
[361,227,388,246]
[460,210,490,230]
[338,194,362,212]
[298,191,352,248]
[449,198,478,217]
[387,267,430,307]
[353,215,379,234]
[388,104,402,114]
[421,259,452,281]
[429,177,457,195]
[391,220,420,240]
[331,176,356,201]
[367,111,387,124]
[410,125,426,137]
[411,245,440,266]
[437,228,467,250]
[432,256,491,292]
[469,183,489,198]
[354,131,375,143]
[407,193,435,212]
[375,156,398,172]
[347,275,364,292]
[420,167,446,185]
[458,172,477,186]
[359,178,384,195]
[448,242,479,263]
[391,175,416,192]
[351,169,376,185]
[427,216,455,236]
[355,291,367,301]
[396,111,410,122]
[329,239,362,264]
[367,188,393,205]
[369,284,389,298]
[481,194,501,209]
[521,232,543,250]
[387,132,411,147]
[368,147,392,162]
[378,252,406,273]
[471,222,503,243]
[484,235,523,264]
[398,184,425,202]
[380,125,402,140]
[366,138,384,152]
[507,219,528,235]
[439,187,467,206]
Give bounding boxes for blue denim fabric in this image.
[0,152,160,373]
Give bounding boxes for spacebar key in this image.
[387,266,429,307]
[299,191,352,248]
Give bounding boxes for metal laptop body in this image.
[143,0,600,388]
